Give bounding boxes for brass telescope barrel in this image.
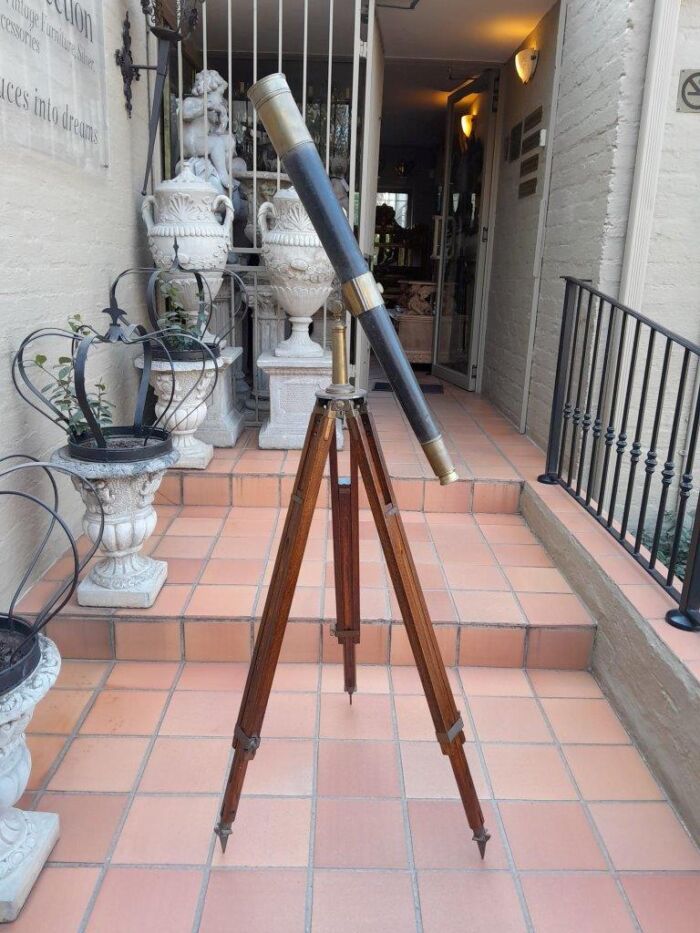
[248,74,457,486]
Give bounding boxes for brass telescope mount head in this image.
[319,300,365,403]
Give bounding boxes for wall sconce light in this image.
[461,114,475,139]
[515,48,539,84]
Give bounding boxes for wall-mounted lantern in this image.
[515,48,539,85]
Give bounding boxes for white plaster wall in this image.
[642,0,700,342]
[482,2,561,427]
[0,1,155,605]
[526,0,654,449]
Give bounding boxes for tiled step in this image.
[156,457,522,514]
[24,508,596,668]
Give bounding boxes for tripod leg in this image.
[347,404,490,858]
[329,432,361,701]
[215,403,336,851]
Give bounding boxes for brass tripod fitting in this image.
[324,300,356,398]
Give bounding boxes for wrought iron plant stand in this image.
[216,73,489,859]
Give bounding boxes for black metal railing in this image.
[540,277,700,632]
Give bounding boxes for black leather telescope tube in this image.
[248,74,457,485]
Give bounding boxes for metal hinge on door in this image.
[481,227,489,243]
[471,364,478,380]
[359,40,368,59]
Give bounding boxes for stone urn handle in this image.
[141,195,156,233]
[258,199,277,235]
[214,194,234,242]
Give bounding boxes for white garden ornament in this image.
[142,166,234,318]
[258,186,336,358]
[51,447,179,609]
[0,636,60,922]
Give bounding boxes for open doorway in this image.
[370,59,498,392]
[433,71,498,391]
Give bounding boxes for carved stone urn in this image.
[135,356,221,470]
[258,186,335,358]
[142,166,234,319]
[0,636,60,921]
[234,170,293,245]
[51,447,179,609]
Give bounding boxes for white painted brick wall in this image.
[0,2,155,605]
[483,3,561,427]
[526,0,654,448]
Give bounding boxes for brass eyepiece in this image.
[421,436,459,485]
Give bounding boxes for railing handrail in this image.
[543,277,700,634]
[562,277,700,357]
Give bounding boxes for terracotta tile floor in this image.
[17,660,700,932]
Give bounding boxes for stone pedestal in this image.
[51,447,179,609]
[257,351,343,450]
[0,636,60,922]
[198,347,245,448]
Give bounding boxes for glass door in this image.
[433,72,495,391]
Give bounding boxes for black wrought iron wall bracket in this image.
[115,12,159,118]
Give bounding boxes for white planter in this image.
[258,187,335,358]
[0,636,60,922]
[136,356,219,469]
[142,166,234,318]
[51,447,179,609]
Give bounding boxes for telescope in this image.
[248,73,457,486]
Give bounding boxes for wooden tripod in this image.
[215,378,490,858]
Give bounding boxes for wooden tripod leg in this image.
[346,404,490,857]
[216,403,336,850]
[329,432,361,700]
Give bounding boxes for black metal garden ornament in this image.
[146,242,249,362]
[12,269,218,464]
[115,2,203,192]
[0,457,104,694]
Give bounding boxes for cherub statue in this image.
[180,69,239,189]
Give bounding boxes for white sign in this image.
[0,0,108,169]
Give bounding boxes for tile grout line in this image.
[523,669,644,932]
[456,669,536,933]
[77,659,188,933]
[303,655,323,931]
[387,666,423,933]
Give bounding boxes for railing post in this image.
[666,500,700,631]
[538,278,578,485]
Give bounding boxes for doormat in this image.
[373,382,444,395]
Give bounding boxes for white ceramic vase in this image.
[258,187,335,358]
[0,636,60,922]
[51,447,179,609]
[137,357,220,470]
[142,166,234,320]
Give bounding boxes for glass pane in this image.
[376,191,410,228]
[435,89,489,379]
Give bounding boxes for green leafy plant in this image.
[29,314,115,437]
[157,280,207,351]
[641,509,694,582]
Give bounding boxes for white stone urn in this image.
[0,636,60,921]
[51,447,179,609]
[258,186,335,358]
[142,166,234,319]
[135,356,221,470]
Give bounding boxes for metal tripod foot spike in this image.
[473,826,491,859]
[215,821,232,853]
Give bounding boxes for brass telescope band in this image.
[248,73,459,487]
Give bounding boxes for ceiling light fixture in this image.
[515,48,539,84]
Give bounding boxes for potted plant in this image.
[12,294,181,609]
[0,457,103,920]
[136,258,247,468]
